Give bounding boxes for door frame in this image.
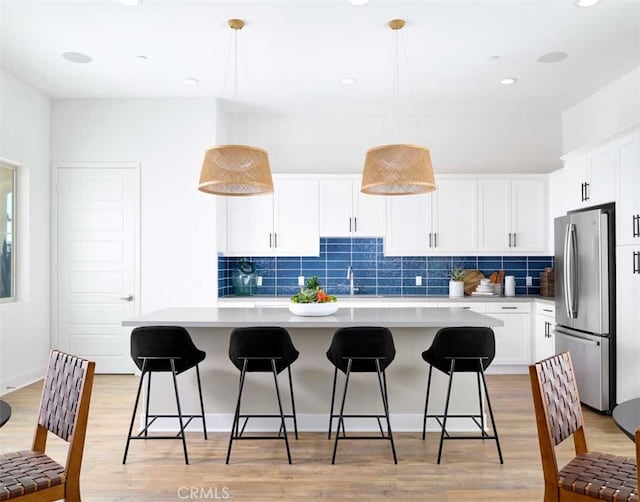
[51,161,141,356]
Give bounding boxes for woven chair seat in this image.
[0,450,66,500]
[559,451,638,502]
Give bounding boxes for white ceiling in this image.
[0,0,639,114]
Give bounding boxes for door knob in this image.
[120,294,134,302]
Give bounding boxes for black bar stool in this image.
[226,326,299,464]
[123,326,207,465]
[327,326,397,464]
[421,326,503,464]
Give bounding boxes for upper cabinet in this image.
[319,177,385,237]
[384,177,478,256]
[225,177,319,257]
[564,146,616,211]
[478,177,546,253]
[615,131,640,246]
[384,192,432,256]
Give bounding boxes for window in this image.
[0,162,15,302]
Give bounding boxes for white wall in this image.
[0,69,51,392]
[232,110,562,174]
[563,66,640,154]
[51,98,218,314]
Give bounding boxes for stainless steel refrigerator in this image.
[554,205,615,412]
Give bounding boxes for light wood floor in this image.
[0,374,635,501]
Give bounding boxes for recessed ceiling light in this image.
[349,0,370,5]
[500,77,518,85]
[538,51,568,63]
[575,0,600,7]
[488,55,501,62]
[119,0,142,5]
[183,78,199,86]
[341,77,357,85]
[62,52,93,64]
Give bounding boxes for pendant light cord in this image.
[233,26,239,144]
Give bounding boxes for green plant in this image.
[291,276,337,304]
[449,266,466,282]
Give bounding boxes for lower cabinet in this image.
[533,302,556,361]
[485,303,531,365]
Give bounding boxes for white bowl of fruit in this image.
[289,276,338,317]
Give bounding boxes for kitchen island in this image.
[123,306,503,432]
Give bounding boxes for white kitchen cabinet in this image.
[384,193,432,255]
[225,192,274,256]
[384,177,477,255]
[485,303,531,365]
[564,147,616,211]
[616,245,640,402]
[615,131,640,246]
[533,302,556,361]
[225,177,320,257]
[432,179,478,252]
[478,177,546,253]
[564,153,589,211]
[547,169,566,255]
[319,177,385,237]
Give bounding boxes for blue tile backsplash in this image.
[218,238,553,298]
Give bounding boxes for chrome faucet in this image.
[346,266,357,296]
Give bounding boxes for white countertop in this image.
[217,295,554,305]
[122,306,504,328]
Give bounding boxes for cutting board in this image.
[463,270,485,296]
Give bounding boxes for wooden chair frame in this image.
[529,352,638,502]
[0,350,95,502]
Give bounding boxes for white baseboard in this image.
[144,413,485,433]
[1,366,45,396]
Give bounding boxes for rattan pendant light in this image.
[361,19,436,196]
[198,19,274,196]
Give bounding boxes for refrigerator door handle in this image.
[554,329,601,347]
[570,223,579,317]
[563,223,573,319]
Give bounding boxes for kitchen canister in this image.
[504,275,516,297]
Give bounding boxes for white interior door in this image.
[57,165,139,373]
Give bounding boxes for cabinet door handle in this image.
[349,217,352,233]
[354,217,358,233]
[585,182,590,201]
[633,215,640,238]
[269,233,272,248]
[513,232,517,247]
[508,233,512,247]
[274,233,278,248]
[428,233,432,248]
[580,183,584,202]
[433,233,437,248]
[542,308,553,313]
[501,306,518,310]
[634,251,640,274]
